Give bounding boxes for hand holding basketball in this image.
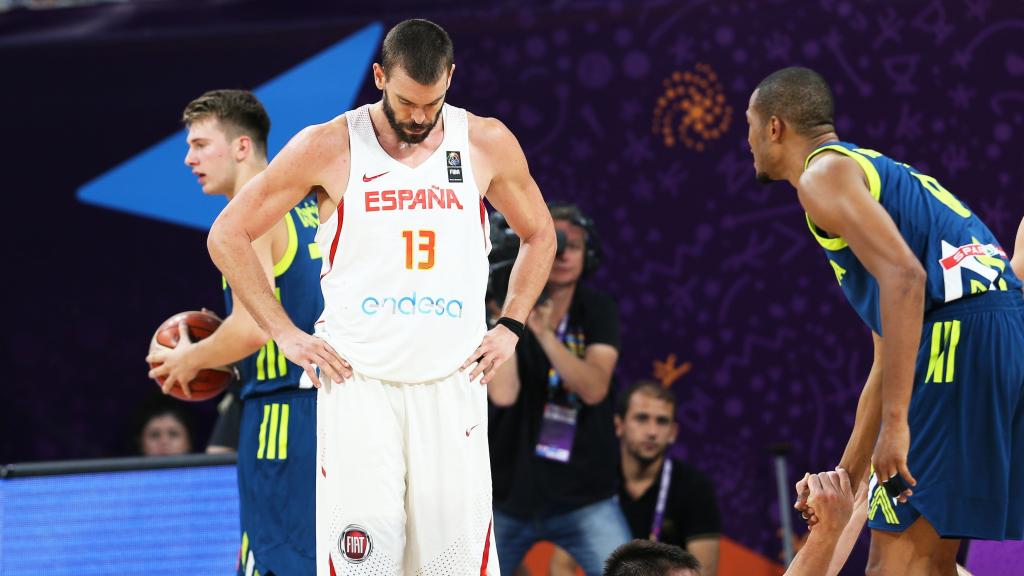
[147,322,201,398]
[147,310,234,401]
[274,325,351,387]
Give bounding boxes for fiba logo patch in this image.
[339,525,373,563]
[446,150,463,183]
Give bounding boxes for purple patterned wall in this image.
[4,0,1023,570]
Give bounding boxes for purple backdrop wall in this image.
[4,0,1023,570]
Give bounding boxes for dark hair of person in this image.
[131,393,195,453]
[603,539,702,576]
[380,19,454,84]
[752,66,835,137]
[616,380,678,419]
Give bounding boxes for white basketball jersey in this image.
[314,104,490,383]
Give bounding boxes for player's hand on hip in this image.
[794,472,819,527]
[276,326,351,388]
[872,419,917,503]
[462,323,520,385]
[806,468,855,535]
[146,322,198,399]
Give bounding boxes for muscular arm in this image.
[837,332,884,488]
[799,155,925,482]
[536,337,618,405]
[1012,215,1024,281]
[823,479,869,576]
[186,233,275,367]
[472,116,556,325]
[208,122,346,339]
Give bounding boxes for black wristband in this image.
[496,316,525,339]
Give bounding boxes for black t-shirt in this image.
[619,458,721,547]
[489,284,621,517]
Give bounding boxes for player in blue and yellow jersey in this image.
[146,90,324,576]
[745,68,1024,576]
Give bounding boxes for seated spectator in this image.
[135,396,194,457]
[550,380,721,575]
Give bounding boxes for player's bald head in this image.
[751,67,835,137]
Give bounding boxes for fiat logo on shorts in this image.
[339,525,372,563]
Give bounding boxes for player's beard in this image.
[383,90,444,144]
[755,170,773,184]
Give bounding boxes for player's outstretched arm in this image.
[837,332,883,489]
[462,116,556,385]
[799,154,924,496]
[1011,215,1024,281]
[798,332,882,527]
[209,121,352,386]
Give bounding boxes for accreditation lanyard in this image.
[545,315,577,404]
[649,459,674,541]
[535,315,579,463]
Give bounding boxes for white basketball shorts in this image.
[315,369,499,575]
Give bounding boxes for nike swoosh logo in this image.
[362,171,389,182]
[465,424,481,437]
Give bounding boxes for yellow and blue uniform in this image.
[806,142,1024,540]
[225,194,324,575]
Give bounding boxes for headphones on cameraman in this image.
[548,201,602,277]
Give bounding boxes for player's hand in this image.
[872,419,916,503]
[794,472,819,527]
[806,468,855,536]
[146,322,198,399]
[462,323,520,385]
[526,299,554,337]
[275,326,351,388]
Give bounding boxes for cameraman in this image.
[488,203,630,575]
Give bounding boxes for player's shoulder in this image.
[802,149,862,184]
[798,151,866,201]
[467,111,518,150]
[284,115,350,158]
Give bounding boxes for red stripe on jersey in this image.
[329,554,337,576]
[480,518,493,575]
[321,199,345,280]
[479,199,487,245]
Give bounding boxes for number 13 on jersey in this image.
[403,230,436,270]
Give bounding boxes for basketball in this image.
[148,310,234,401]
